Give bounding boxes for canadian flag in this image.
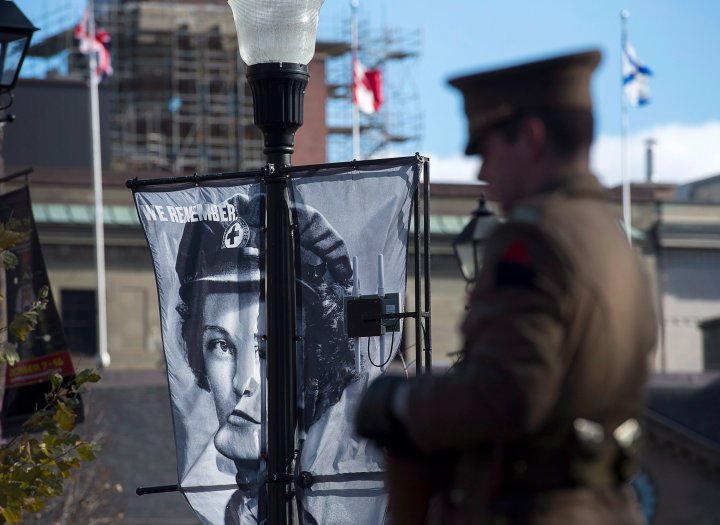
[353,58,383,114]
[74,10,114,81]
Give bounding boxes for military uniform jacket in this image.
[403,171,656,523]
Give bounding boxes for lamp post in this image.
[453,194,500,283]
[227,2,324,523]
[0,1,38,118]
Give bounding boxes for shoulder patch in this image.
[500,239,533,266]
[495,238,535,288]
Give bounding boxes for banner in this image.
[134,158,420,524]
[0,186,74,436]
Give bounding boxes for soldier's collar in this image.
[508,171,608,222]
[561,171,609,200]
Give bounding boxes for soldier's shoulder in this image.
[484,220,574,292]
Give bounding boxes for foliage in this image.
[0,369,102,523]
[0,218,102,523]
[1,287,49,366]
[24,410,125,525]
[0,221,29,273]
[0,219,36,366]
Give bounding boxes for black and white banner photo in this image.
[133,159,420,525]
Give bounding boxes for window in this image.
[61,290,97,356]
[701,318,720,370]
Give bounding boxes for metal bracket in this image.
[268,473,294,484]
[136,484,179,496]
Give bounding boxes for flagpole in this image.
[620,9,631,243]
[351,0,361,160]
[88,0,110,369]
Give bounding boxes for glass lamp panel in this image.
[473,244,486,274]
[0,36,27,87]
[227,0,325,65]
[472,213,500,242]
[455,242,476,282]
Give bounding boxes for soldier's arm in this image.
[402,223,575,453]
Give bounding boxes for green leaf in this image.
[0,335,101,524]
[36,443,49,458]
[6,295,48,342]
[52,402,75,432]
[0,506,23,523]
[0,249,18,270]
[49,373,62,391]
[75,443,96,462]
[0,223,29,249]
[0,343,19,365]
[7,313,37,342]
[75,368,102,385]
[22,497,45,514]
[55,458,80,478]
[21,411,45,431]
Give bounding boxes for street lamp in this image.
[228,0,324,163]
[227,1,325,523]
[0,1,38,105]
[453,194,500,282]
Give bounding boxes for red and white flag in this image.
[353,59,383,114]
[74,10,113,81]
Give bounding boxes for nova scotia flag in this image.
[623,42,652,107]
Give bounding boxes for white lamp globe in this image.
[228,0,325,66]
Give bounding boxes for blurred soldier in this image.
[356,49,656,524]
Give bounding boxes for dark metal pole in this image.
[422,159,432,374]
[247,62,309,525]
[413,181,422,375]
[265,157,296,525]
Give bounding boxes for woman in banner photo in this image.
[174,192,358,524]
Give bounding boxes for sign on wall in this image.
[0,186,75,437]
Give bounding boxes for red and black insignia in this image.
[495,239,536,288]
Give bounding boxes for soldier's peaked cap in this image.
[449,49,602,154]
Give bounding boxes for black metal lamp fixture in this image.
[227,2,325,524]
[453,194,500,282]
[0,1,38,106]
[228,0,324,165]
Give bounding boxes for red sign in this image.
[5,351,75,388]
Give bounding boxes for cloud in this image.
[591,121,720,187]
[423,153,481,184]
[426,121,720,187]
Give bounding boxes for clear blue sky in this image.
[19,0,720,184]
[319,0,720,162]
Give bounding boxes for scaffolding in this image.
[324,17,423,162]
[26,0,421,173]
[28,0,263,175]
[93,0,264,174]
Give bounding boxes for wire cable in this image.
[366,316,403,369]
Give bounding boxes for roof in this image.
[607,182,677,202]
[425,215,471,236]
[676,173,720,202]
[645,373,720,468]
[32,203,140,227]
[30,202,476,237]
